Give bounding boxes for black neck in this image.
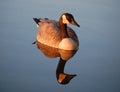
[56,58,66,78]
[59,18,69,39]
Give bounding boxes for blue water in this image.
[0,0,120,92]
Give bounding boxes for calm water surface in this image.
[0,0,120,92]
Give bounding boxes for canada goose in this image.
[33,13,80,50]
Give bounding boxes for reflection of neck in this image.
[56,58,66,78]
[59,18,69,39]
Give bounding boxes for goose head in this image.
[60,13,80,27]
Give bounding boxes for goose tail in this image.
[33,18,40,27]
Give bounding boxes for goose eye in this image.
[67,17,72,22]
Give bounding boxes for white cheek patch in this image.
[62,15,70,24]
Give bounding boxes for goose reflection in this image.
[35,41,78,85]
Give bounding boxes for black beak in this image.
[71,19,80,27]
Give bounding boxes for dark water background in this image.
[0,0,120,92]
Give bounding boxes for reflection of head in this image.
[58,73,76,84]
[56,58,77,85]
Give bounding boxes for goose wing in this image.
[37,18,61,48]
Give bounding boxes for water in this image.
[0,0,120,92]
